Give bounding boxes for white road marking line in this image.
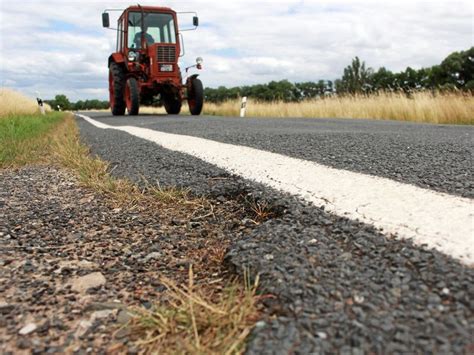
[78,114,474,264]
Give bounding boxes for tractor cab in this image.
[102,6,203,116]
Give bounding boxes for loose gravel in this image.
[0,166,258,353]
[84,113,473,198]
[77,116,474,353]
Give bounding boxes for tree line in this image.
[45,95,109,111]
[46,47,472,110]
[205,47,473,103]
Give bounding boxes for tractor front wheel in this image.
[188,78,203,116]
[125,77,140,115]
[109,63,126,116]
[164,94,182,115]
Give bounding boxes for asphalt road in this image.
[76,113,473,354]
[81,113,473,198]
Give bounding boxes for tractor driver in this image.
[133,24,155,48]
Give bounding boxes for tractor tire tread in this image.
[110,62,126,116]
[189,78,204,116]
[127,77,140,115]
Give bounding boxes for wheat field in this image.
[203,92,473,125]
[0,88,51,117]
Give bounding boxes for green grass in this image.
[0,112,65,168]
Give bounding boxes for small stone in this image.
[91,309,115,321]
[75,319,93,338]
[0,302,14,314]
[17,338,31,349]
[264,254,274,261]
[19,323,37,335]
[127,346,139,355]
[189,221,201,228]
[317,332,327,339]
[114,327,130,339]
[255,321,266,328]
[117,310,132,324]
[141,301,152,309]
[428,293,441,304]
[441,287,450,295]
[175,260,192,268]
[354,295,365,304]
[171,218,184,225]
[70,272,106,293]
[142,252,162,262]
[340,252,352,260]
[307,238,318,245]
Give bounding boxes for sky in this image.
[0,0,472,101]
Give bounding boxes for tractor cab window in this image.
[128,12,177,49]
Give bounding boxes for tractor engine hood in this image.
[147,43,179,78]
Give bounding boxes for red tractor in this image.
[102,5,203,116]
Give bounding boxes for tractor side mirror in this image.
[193,16,199,27]
[102,13,110,28]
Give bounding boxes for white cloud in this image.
[0,0,472,101]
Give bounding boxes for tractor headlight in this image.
[128,51,138,62]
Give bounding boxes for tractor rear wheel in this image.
[188,78,203,116]
[164,94,182,115]
[125,77,140,115]
[109,63,126,116]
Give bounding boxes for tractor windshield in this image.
[128,12,176,49]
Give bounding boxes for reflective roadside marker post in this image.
[36,92,45,115]
[240,96,247,118]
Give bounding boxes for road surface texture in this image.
[74,113,473,353]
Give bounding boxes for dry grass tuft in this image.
[127,267,260,354]
[0,88,51,117]
[50,115,197,209]
[249,200,274,224]
[139,104,191,115]
[204,91,474,125]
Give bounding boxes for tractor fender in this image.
[108,53,125,68]
[186,74,200,88]
[186,74,199,86]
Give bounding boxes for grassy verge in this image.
[1,111,261,353]
[203,92,474,125]
[0,112,65,168]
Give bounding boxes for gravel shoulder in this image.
[0,166,258,353]
[76,116,474,353]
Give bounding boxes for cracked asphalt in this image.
[76,113,473,353]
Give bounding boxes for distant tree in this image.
[45,94,71,111]
[440,47,474,88]
[338,57,374,94]
[370,67,395,91]
[465,80,474,92]
[54,94,71,110]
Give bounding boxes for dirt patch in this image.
[0,166,259,353]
